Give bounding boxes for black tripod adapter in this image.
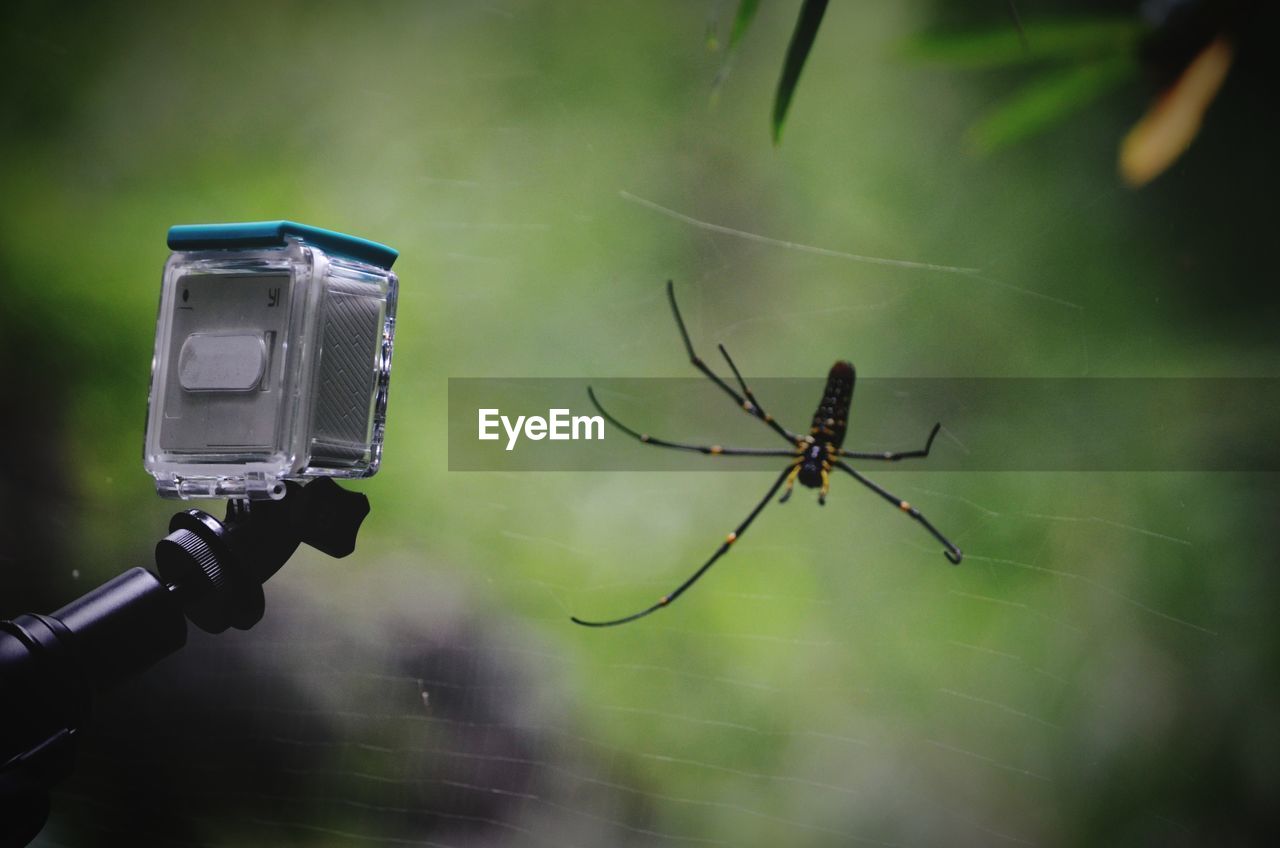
[0,478,369,846]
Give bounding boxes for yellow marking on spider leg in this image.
[778,464,801,503]
[725,532,738,545]
[640,434,650,442]
[899,500,911,512]
[658,595,670,605]
[820,468,830,499]
[710,445,723,454]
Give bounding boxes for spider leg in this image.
[571,462,799,627]
[716,342,803,443]
[666,280,799,448]
[832,460,963,564]
[837,422,942,461]
[778,464,801,503]
[588,387,800,458]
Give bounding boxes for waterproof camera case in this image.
[144,221,398,499]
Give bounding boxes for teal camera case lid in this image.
[167,220,398,270]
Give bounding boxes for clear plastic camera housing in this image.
[144,222,398,499]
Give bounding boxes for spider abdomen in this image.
[809,360,854,449]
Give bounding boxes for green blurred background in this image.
[2,1,1277,845]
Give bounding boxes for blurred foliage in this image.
[720,0,760,52]
[1,1,1278,846]
[904,16,1143,153]
[902,16,1143,68]
[771,0,829,144]
[907,1,1271,181]
[720,0,1267,183]
[708,0,828,144]
[966,53,1136,153]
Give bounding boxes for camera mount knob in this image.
[153,478,369,634]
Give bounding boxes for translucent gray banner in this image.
[447,378,1280,471]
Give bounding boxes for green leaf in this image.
[728,0,761,51]
[903,17,1144,69]
[773,0,829,145]
[965,55,1136,153]
[708,0,759,99]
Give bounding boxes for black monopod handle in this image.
[0,478,369,847]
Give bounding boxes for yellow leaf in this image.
[1119,36,1233,188]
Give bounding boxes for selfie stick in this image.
[0,478,369,846]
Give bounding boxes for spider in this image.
[571,281,963,628]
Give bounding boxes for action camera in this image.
[2,222,399,845]
[143,221,399,499]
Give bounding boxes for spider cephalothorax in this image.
[572,282,962,628]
